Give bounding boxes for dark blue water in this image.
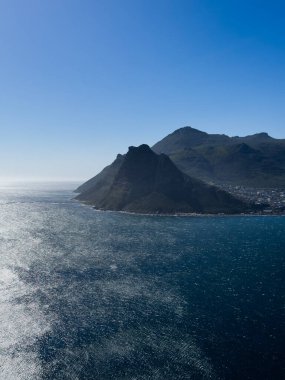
[0,182,284,379]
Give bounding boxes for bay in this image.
[0,182,284,379]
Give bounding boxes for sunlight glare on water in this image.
[0,182,284,379]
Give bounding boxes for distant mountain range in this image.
[153,127,285,188]
[76,144,256,214]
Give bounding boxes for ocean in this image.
[0,182,284,379]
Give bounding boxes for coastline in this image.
[74,199,285,217]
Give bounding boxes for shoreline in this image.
[74,200,285,217]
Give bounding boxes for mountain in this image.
[152,127,285,188]
[75,144,255,214]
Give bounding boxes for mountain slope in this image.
[152,127,285,187]
[76,144,254,214]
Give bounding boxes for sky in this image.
[0,0,284,181]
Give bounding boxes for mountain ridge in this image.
[152,126,285,187]
[76,144,256,214]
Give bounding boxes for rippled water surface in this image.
[0,182,284,379]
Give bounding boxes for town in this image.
[218,184,285,214]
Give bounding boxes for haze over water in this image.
[0,183,284,379]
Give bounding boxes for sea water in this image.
[0,182,284,379]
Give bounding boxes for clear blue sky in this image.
[0,0,284,181]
